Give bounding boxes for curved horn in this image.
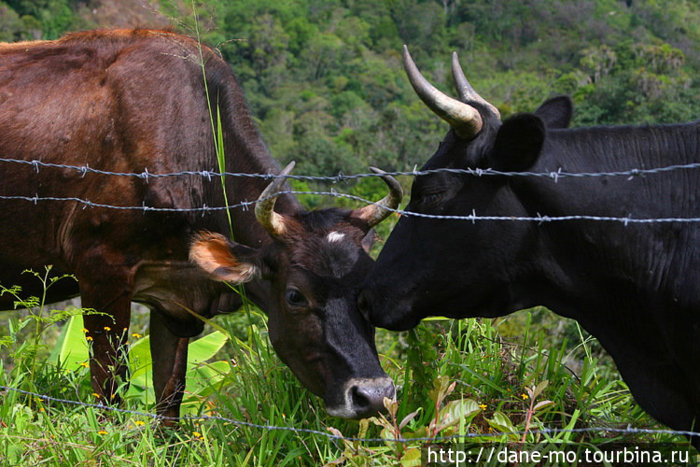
[402,45,482,139]
[353,167,403,228]
[451,52,500,119]
[255,161,295,237]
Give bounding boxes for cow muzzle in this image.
[326,377,396,419]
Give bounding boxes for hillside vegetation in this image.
[2,0,700,177]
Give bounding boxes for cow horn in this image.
[353,167,403,228]
[451,52,500,119]
[255,161,295,237]
[402,45,483,139]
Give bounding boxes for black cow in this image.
[0,29,398,420]
[360,47,699,447]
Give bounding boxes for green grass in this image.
[0,278,694,466]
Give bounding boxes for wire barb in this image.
[0,384,697,444]
[0,157,698,224]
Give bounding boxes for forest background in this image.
[3,0,700,181]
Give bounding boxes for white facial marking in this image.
[326,231,345,243]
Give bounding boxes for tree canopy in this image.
[3,0,700,177]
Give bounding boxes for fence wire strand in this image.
[2,157,699,224]
[1,385,698,444]
[1,190,699,225]
[2,157,699,182]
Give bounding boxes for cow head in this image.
[359,47,572,331]
[190,162,400,418]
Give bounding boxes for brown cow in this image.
[0,29,398,419]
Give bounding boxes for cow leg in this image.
[150,310,189,422]
[80,283,132,406]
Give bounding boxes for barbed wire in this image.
[1,385,698,444]
[1,190,699,225]
[2,157,699,224]
[1,157,699,183]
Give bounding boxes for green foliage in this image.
[0,268,85,397]
[0,3,24,42]
[1,0,83,40]
[2,1,700,464]
[326,314,683,465]
[50,313,235,414]
[5,0,700,178]
[7,0,696,185]
[158,0,700,192]
[0,294,689,465]
[126,329,234,413]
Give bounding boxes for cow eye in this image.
[285,287,308,307]
[417,191,446,208]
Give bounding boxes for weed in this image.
[0,273,690,465]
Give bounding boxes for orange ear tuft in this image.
[189,232,260,284]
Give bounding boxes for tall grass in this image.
[0,272,693,465]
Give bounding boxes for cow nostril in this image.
[350,386,371,411]
[347,379,396,417]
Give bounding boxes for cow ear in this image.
[534,95,572,129]
[190,232,261,284]
[361,229,377,254]
[489,114,545,172]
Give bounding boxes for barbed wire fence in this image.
[1,156,699,445]
[1,385,698,445]
[1,157,700,224]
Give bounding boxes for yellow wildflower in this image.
[80,362,89,368]
[86,336,93,341]
[478,404,487,410]
[135,421,145,426]
[103,326,111,332]
[98,430,108,435]
[131,333,142,339]
[521,393,528,400]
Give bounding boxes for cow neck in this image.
[208,65,303,249]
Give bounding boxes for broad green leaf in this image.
[486,411,519,440]
[533,380,549,400]
[55,314,89,370]
[188,331,228,365]
[126,332,229,404]
[379,426,395,445]
[438,398,481,430]
[401,426,429,439]
[127,336,152,388]
[428,375,452,405]
[400,448,422,467]
[383,396,398,419]
[533,400,555,412]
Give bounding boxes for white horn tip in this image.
[280,161,295,175]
